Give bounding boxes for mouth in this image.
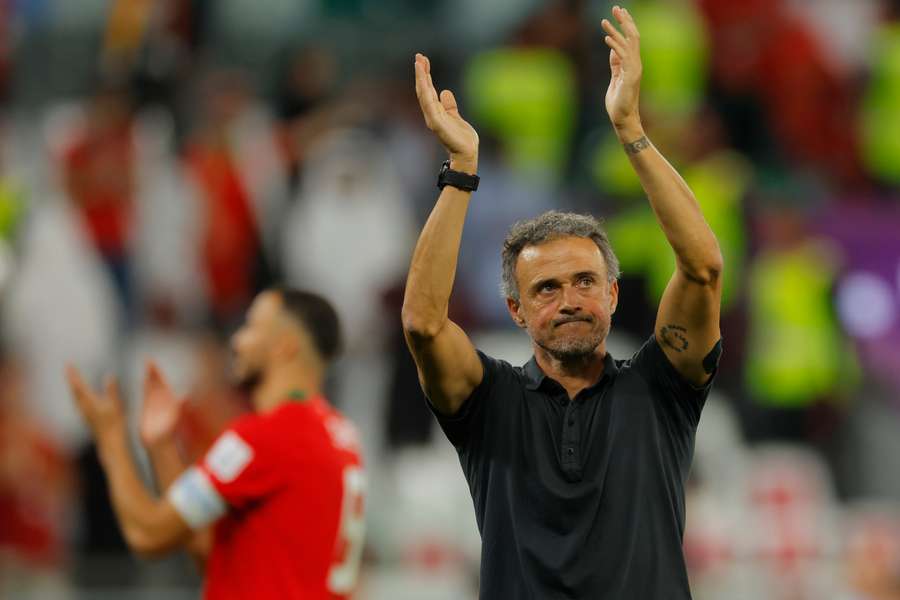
[553,318,592,328]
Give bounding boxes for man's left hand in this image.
[602,5,643,130]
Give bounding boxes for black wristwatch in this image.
[437,160,480,192]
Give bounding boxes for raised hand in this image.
[138,361,184,449]
[602,6,643,129]
[414,53,479,172]
[66,366,125,441]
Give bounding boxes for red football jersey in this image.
[168,396,365,600]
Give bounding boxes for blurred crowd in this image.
[0,0,899,598]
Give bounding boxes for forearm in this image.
[615,119,723,282]
[97,429,169,552]
[401,158,477,336]
[145,438,187,492]
[145,439,211,569]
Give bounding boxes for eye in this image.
[539,282,557,294]
[577,276,595,288]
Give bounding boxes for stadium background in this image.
[1,0,900,598]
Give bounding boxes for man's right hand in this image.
[414,53,479,174]
[139,362,184,449]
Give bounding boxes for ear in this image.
[608,279,619,315]
[506,297,527,329]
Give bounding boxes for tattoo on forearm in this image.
[660,324,688,352]
[623,135,651,155]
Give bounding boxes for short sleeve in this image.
[427,350,506,448]
[167,415,283,528]
[631,334,721,430]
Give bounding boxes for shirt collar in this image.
[523,350,618,392]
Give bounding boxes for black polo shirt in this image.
[430,334,718,600]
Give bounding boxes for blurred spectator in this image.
[61,85,138,315]
[0,354,74,597]
[860,20,900,187]
[283,128,415,457]
[464,46,577,180]
[742,210,859,442]
[843,505,900,600]
[697,0,864,189]
[183,70,286,328]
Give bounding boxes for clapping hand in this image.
[138,361,184,449]
[602,6,643,130]
[414,53,479,173]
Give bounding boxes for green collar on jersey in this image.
[286,389,308,402]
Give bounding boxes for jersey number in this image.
[327,466,366,594]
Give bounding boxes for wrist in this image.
[449,154,478,175]
[613,117,644,143]
[97,425,128,460]
[143,432,176,452]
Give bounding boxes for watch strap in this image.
[437,160,479,192]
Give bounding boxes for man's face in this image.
[230,292,283,386]
[507,237,618,361]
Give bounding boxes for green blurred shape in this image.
[465,47,576,178]
[592,132,643,197]
[630,0,708,119]
[745,241,859,407]
[606,151,749,309]
[591,0,707,195]
[861,23,900,184]
[0,177,24,241]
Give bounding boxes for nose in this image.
[558,284,582,315]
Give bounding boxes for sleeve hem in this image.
[648,334,719,396]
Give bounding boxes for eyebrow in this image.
[531,277,559,293]
[573,271,601,280]
[530,271,601,292]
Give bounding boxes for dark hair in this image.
[501,211,620,301]
[272,287,343,364]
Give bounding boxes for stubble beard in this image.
[533,319,610,364]
[231,358,263,395]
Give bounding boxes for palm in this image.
[139,363,182,447]
[414,54,479,160]
[602,6,642,126]
[605,52,629,121]
[66,366,125,435]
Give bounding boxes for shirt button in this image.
[560,398,569,407]
[568,417,575,426]
[565,447,575,456]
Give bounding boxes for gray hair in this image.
[501,210,621,301]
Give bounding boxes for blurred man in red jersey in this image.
[67,288,366,600]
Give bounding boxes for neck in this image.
[251,362,322,413]
[533,342,607,399]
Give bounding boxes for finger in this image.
[609,49,622,78]
[151,363,174,393]
[439,89,460,116]
[615,6,640,41]
[604,35,628,62]
[601,18,627,48]
[104,374,121,404]
[414,60,443,127]
[146,360,164,385]
[417,54,438,101]
[65,365,94,413]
